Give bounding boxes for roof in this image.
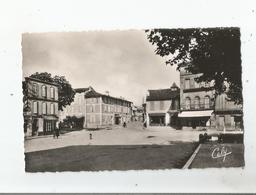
[25,77,59,87]
[171,82,179,88]
[146,88,180,101]
[84,89,102,98]
[84,89,132,103]
[74,87,90,93]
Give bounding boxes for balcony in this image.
[180,103,214,111]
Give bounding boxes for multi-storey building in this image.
[59,87,90,122]
[60,87,133,129]
[178,67,215,128]
[178,67,243,131]
[84,90,132,128]
[23,77,59,137]
[215,93,243,131]
[145,83,180,127]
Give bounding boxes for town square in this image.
[22,28,244,172]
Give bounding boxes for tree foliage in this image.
[145,27,242,104]
[29,72,75,111]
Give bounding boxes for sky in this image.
[22,30,180,106]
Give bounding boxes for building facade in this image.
[60,87,133,129]
[59,87,90,122]
[178,67,243,131]
[84,90,132,129]
[145,83,180,127]
[215,93,243,131]
[178,68,215,128]
[23,77,59,137]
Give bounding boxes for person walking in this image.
[56,121,60,139]
[56,128,60,139]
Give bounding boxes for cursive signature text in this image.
[211,146,232,162]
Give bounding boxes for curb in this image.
[182,143,202,169]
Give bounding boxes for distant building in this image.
[60,87,133,129]
[23,77,59,137]
[145,83,180,127]
[178,67,215,129]
[131,105,144,122]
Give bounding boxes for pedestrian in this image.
[53,121,60,139]
[123,121,127,128]
[56,128,60,139]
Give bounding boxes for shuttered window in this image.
[42,102,47,114]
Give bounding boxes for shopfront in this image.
[178,110,213,129]
[148,113,166,126]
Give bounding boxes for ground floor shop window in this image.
[180,117,209,128]
[149,115,165,126]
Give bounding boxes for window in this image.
[50,103,55,115]
[33,101,38,114]
[194,78,200,88]
[50,87,55,99]
[185,97,191,110]
[91,105,94,112]
[42,102,47,114]
[150,101,155,110]
[194,96,200,109]
[42,85,47,98]
[185,79,190,89]
[204,96,210,109]
[32,83,39,96]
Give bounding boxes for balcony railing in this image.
[181,103,214,111]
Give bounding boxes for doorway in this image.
[32,118,38,136]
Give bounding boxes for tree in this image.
[29,72,75,111]
[145,27,242,104]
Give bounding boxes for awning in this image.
[148,113,165,116]
[178,110,213,118]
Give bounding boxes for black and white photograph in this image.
[2,0,256,193]
[22,28,244,172]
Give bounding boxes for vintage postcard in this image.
[22,28,244,172]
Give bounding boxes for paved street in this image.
[24,121,220,153]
